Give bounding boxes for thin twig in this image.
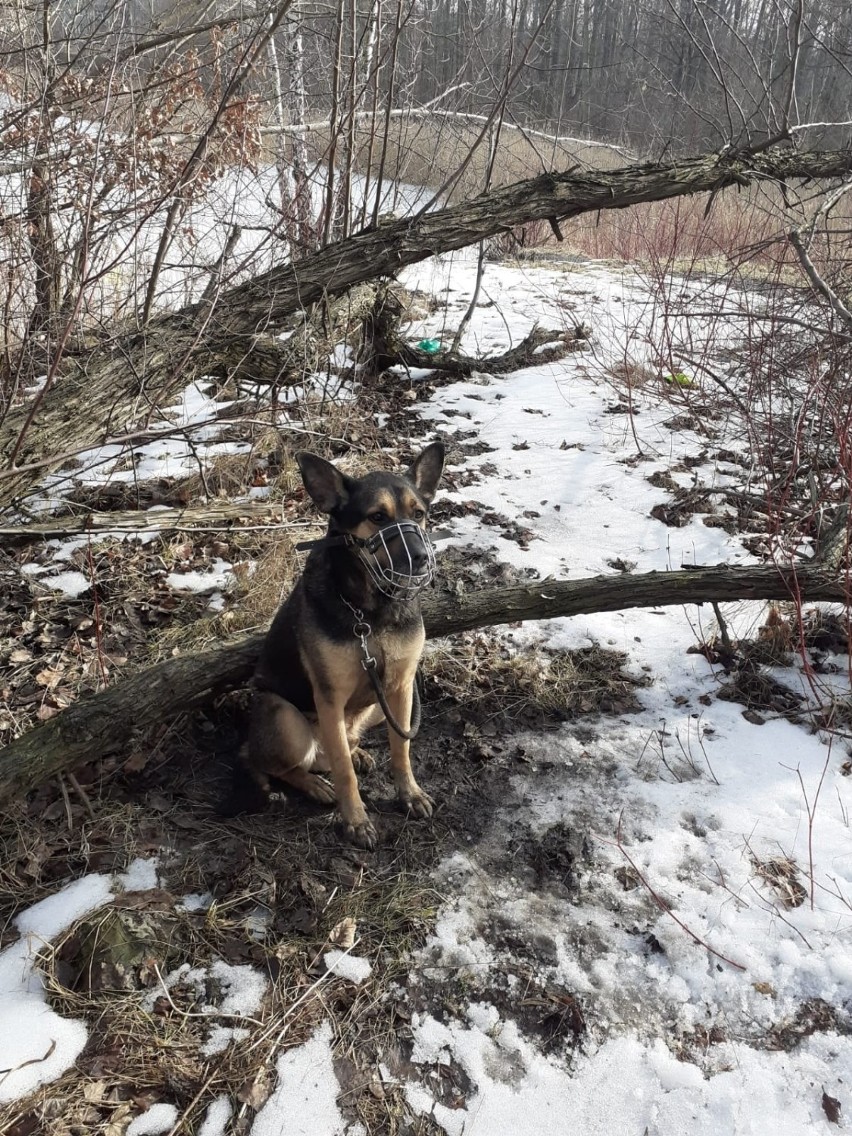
[602,811,746,971]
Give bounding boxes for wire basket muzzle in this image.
[356,521,436,599]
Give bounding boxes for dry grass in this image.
[226,537,304,632]
[425,632,644,724]
[279,115,625,207]
[0,743,449,1136]
[751,855,807,909]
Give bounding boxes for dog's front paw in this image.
[341,816,378,850]
[399,787,434,819]
[350,747,376,775]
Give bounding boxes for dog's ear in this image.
[407,441,445,503]
[296,452,350,512]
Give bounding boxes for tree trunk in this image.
[0,562,845,803]
[0,500,309,542]
[3,145,852,509]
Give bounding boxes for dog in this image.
[236,441,445,849]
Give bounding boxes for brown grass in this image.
[0,785,444,1136]
[425,632,645,724]
[277,114,626,207]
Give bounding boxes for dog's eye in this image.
[369,511,386,525]
[413,508,426,521]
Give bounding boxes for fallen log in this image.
[0,501,308,542]
[3,145,852,509]
[0,563,846,803]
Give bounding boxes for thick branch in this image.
[3,145,852,507]
[0,501,307,542]
[393,326,588,375]
[0,563,845,803]
[789,229,852,332]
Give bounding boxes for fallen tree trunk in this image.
[3,145,852,509]
[0,501,309,542]
[0,562,846,803]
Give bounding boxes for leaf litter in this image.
[1,251,851,1134]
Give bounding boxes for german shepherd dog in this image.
[238,442,444,849]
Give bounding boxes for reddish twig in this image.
[602,811,747,971]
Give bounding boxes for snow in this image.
[145,959,268,1058]
[388,254,852,1134]
[324,949,373,984]
[178,892,214,913]
[405,1012,847,1136]
[198,1096,233,1136]
[250,1021,347,1136]
[119,856,159,891]
[145,959,267,1018]
[126,1103,180,1135]
[0,868,138,1102]
[37,570,91,598]
[208,959,268,1016]
[201,1025,251,1057]
[165,558,234,594]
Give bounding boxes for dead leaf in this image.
[36,704,60,721]
[35,666,63,688]
[329,916,357,949]
[238,1069,274,1110]
[123,752,150,774]
[104,1103,133,1136]
[368,1078,385,1100]
[113,888,175,911]
[9,648,31,664]
[82,1080,107,1104]
[822,1089,842,1124]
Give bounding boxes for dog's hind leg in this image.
[245,691,336,805]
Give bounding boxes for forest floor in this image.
[1,249,850,1136]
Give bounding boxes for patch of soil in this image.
[435,544,538,597]
[508,821,589,896]
[603,402,639,415]
[647,470,679,492]
[479,509,538,549]
[0,535,238,745]
[751,855,807,909]
[489,976,586,1056]
[424,637,648,731]
[801,610,848,656]
[702,513,738,533]
[64,478,193,512]
[606,557,637,573]
[765,998,852,1052]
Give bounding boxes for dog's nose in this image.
[410,547,428,573]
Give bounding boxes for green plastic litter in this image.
[417,338,441,355]
[664,372,694,388]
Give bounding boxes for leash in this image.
[340,596,422,740]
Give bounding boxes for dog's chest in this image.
[342,625,424,710]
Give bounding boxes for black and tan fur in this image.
[235,442,444,849]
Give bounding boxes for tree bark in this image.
[0,562,845,803]
[3,145,852,509]
[0,500,309,542]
